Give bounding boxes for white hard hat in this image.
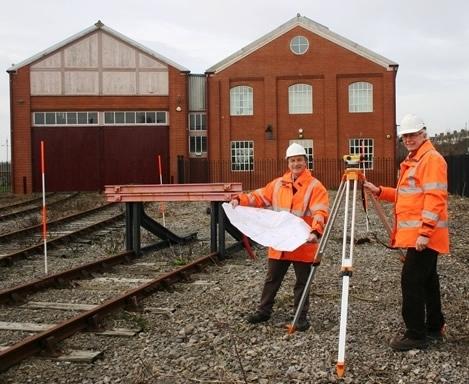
[285,143,307,159]
[398,113,426,135]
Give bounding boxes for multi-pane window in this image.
[290,36,309,55]
[348,82,373,112]
[230,86,253,116]
[188,112,207,157]
[231,141,254,171]
[289,139,314,169]
[104,111,167,125]
[33,112,98,126]
[288,84,313,114]
[33,111,168,126]
[349,138,374,169]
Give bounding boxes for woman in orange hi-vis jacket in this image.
[230,143,329,331]
[364,113,449,351]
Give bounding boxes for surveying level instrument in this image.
[287,155,401,378]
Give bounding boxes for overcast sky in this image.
[1,0,468,162]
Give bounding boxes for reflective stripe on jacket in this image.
[379,140,449,253]
[238,169,329,262]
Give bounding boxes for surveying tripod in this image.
[287,155,404,378]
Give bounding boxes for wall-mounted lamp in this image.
[386,134,392,139]
[298,128,304,139]
[265,124,273,140]
[176,106,182,112]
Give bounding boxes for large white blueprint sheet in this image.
[222,203,311,252]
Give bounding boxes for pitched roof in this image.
[7,20,190,73]
[206,14,398,74]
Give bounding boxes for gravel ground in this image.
[0,194,467,384]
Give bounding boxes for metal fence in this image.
[0,162,11,193]
[446,154,469,197]
[178,157,398,191]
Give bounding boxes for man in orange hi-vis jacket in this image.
[230,143,329,332]
[364,113,449,351]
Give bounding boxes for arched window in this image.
[348,82,373,112]
[288,83,313,114]
[230,86,253,115]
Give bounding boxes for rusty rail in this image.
[0,245,245,372]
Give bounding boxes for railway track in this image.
[0,194,244,374]
[0,192,78,223]
[0,237,243,372]
[0,203,124,269]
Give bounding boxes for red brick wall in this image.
[168,68,189,182]
[10,67,32,194]
[207,26,397,165]
[10,64,189,192]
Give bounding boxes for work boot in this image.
[296,318,310,332]
[427,324,446,342]
[246,311,270,324]
[390,335,428,351]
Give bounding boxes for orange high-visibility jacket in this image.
[379,140,449,253]
[238,169,329,262]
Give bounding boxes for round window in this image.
[290,36,309,55]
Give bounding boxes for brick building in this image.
[8,15,398,193]
[8,21,189,193]
[204,15,398,187]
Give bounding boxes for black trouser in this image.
[401,247,445,339]
[258,259,312,319]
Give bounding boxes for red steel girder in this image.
[104,183,242,202]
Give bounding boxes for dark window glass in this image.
[88,112,98,124]
[146,112,155,123]
[56,112,66,124]
[136,112,146,123]
[104,112,114,124]
[67,112,77,124]
[156,112,166,124]
[34,113,45,125]
[45,112,55,125]
[77,112,87,124]
[125,112,135,124]
[115,112,125,124]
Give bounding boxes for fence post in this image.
[177,155,185,184]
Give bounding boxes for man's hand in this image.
[307,232,319,243]
[363,181,380,196]
[415,235,429,251]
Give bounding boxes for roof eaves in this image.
[7,21,190,73]
[7,24,98,72]
[100,24,190,72]
[205,16,301,74]
[205,15,398,74]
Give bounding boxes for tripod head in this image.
[343,154,365,168]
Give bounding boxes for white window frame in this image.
[349,138,374,169]
[33,111,99,126]
[290,36,309,55]
[33,111,168,126]
[230,86,253,116]
[288,84,313,114]
[348,82,373,113]
[231,141,254,171]
[289,139,314,169]
[103,111,168,125]
[188,112,207,157]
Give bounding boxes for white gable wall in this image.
[30,31,168,96]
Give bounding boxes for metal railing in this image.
[178,157,398,191]
[0,162,11,193]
